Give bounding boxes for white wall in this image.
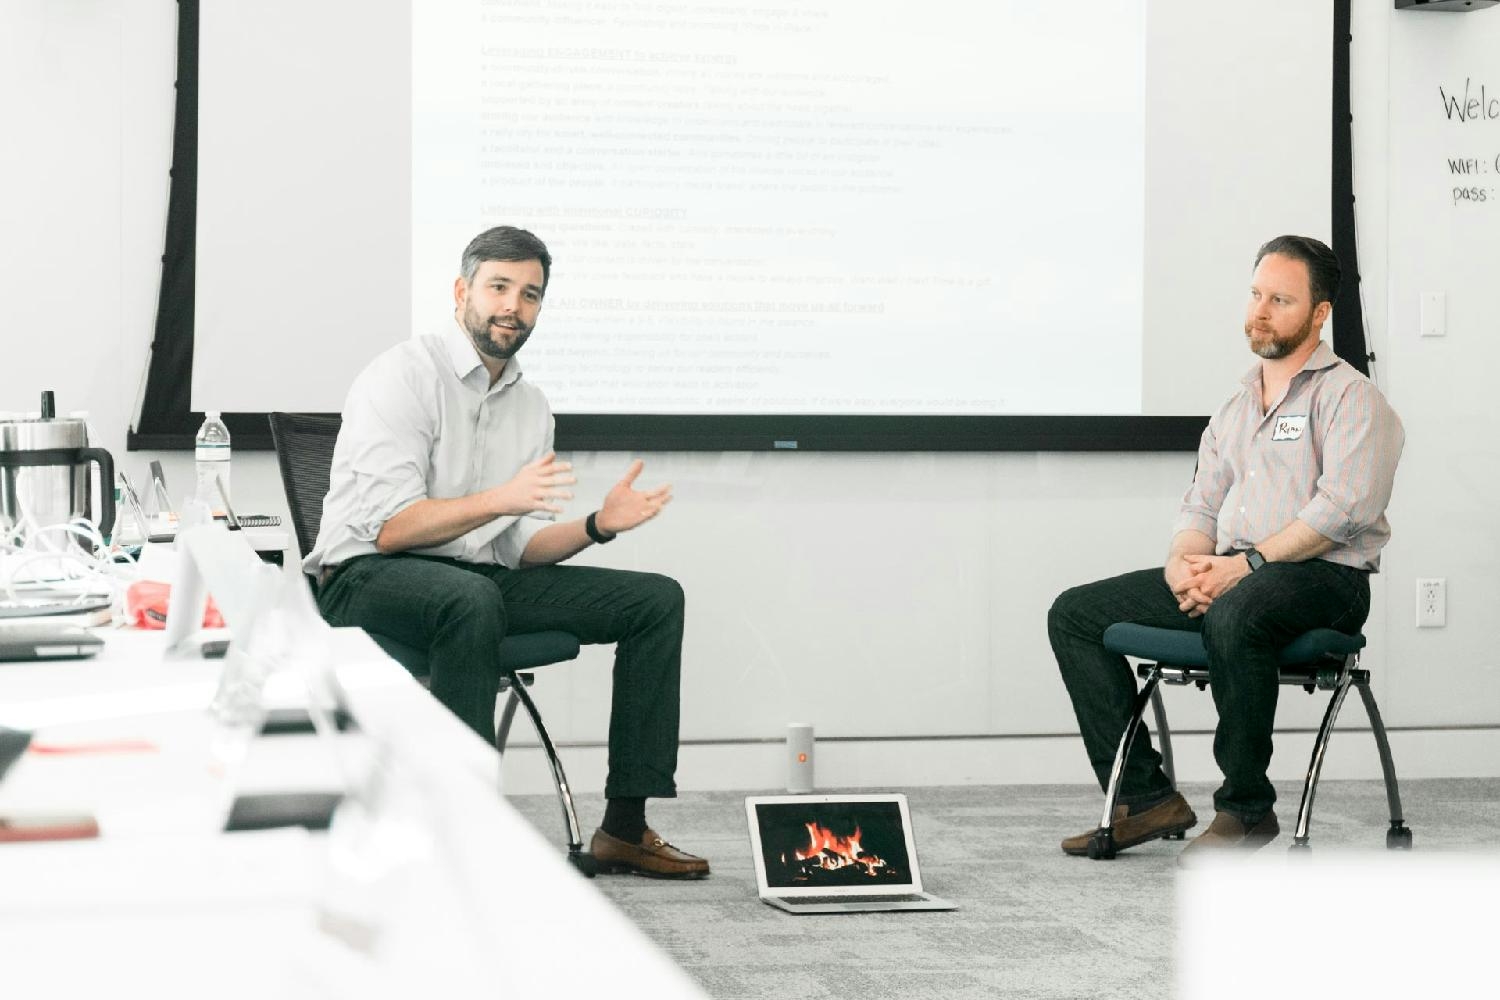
[1379,5,1500,734]
[0,1,292,548]
[2,1,1496,795]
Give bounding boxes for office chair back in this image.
[267,412,343,562]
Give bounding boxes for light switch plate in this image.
[1420,292,1446,338]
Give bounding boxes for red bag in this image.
[124,580,224,630]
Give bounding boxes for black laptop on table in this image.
[0,622,104,661]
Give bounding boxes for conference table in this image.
[0,625,705,998]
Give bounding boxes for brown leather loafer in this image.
[1061,791,1197,856]
[591,827,710,879]
[1177,810,1279,865]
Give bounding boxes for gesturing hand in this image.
[595,459,672,535]
[493,452,576,516]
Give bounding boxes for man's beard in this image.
[1246,310,1316,360]
[462,301,533,360]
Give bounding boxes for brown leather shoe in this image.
[1061,792,1197,856]
[1177,810,1279,865]
[591,827,710,879]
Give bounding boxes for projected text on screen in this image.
[412,0,1147,417]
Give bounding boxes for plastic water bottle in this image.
[194,411,232,508]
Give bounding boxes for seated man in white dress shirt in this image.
[304,225,707,878]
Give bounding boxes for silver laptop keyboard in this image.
[779,893,933,906]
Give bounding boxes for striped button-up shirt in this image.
[1172,340,1404,572]
[304,320,556,577]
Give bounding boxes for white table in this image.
[245,524,293,564]
[0,626,705,998]
[1177,852,1500,998]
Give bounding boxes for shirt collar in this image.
[444,317,523,391]
[1239,339,1339,389]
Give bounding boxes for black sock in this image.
[602,797,647,844]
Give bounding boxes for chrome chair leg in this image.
[1091,666,1164,860]
[1355,680,1412,849]
[1292,655,1356,849]
[506,673,596,877]
[495,686,521,756]
[1150,683,1175,791]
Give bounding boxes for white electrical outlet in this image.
[1416,578,1446,628]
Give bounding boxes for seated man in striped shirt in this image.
[1048,235,1404,860]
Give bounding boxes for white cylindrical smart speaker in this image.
[786,722,815,793]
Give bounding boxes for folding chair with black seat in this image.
[1082,623,1412,860]
[268,411,595,874]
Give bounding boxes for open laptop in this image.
[745,793,956,914]
[213,475,281,530]
[118,470,175,543]
[148,460,174,518]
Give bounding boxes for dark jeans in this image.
[317,553,685,800]
[1047,560,1370,820]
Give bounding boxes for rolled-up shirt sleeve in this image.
[1297,380,1405,543]
[1172,410,1231,541]
[341,360,436,542]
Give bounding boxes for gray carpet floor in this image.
[509,779,1499,999]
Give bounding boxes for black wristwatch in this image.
[1244,547,1266,572]
[585,511,616,544]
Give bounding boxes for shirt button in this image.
[1249,470,1255,477]
[1239,506,1246,513]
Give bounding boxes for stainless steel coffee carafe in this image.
[0,391,116,545]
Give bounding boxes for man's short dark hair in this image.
[1254,235,1341,307]
[461,226,552,293]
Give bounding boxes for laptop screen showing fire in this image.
[750,796,918,892]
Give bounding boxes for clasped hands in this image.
[495,453,671,535]
[1166,552,1251,618]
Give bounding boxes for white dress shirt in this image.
[304,320,555,577]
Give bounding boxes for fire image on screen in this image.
[757,802,913,889]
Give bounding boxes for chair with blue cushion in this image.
[1082,622,1411,860]
[268,411,593,874]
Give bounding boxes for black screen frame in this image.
[128,0,1364,454]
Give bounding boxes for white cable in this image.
[0,514,136,602]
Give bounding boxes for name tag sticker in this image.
[1272,415,1307,441]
